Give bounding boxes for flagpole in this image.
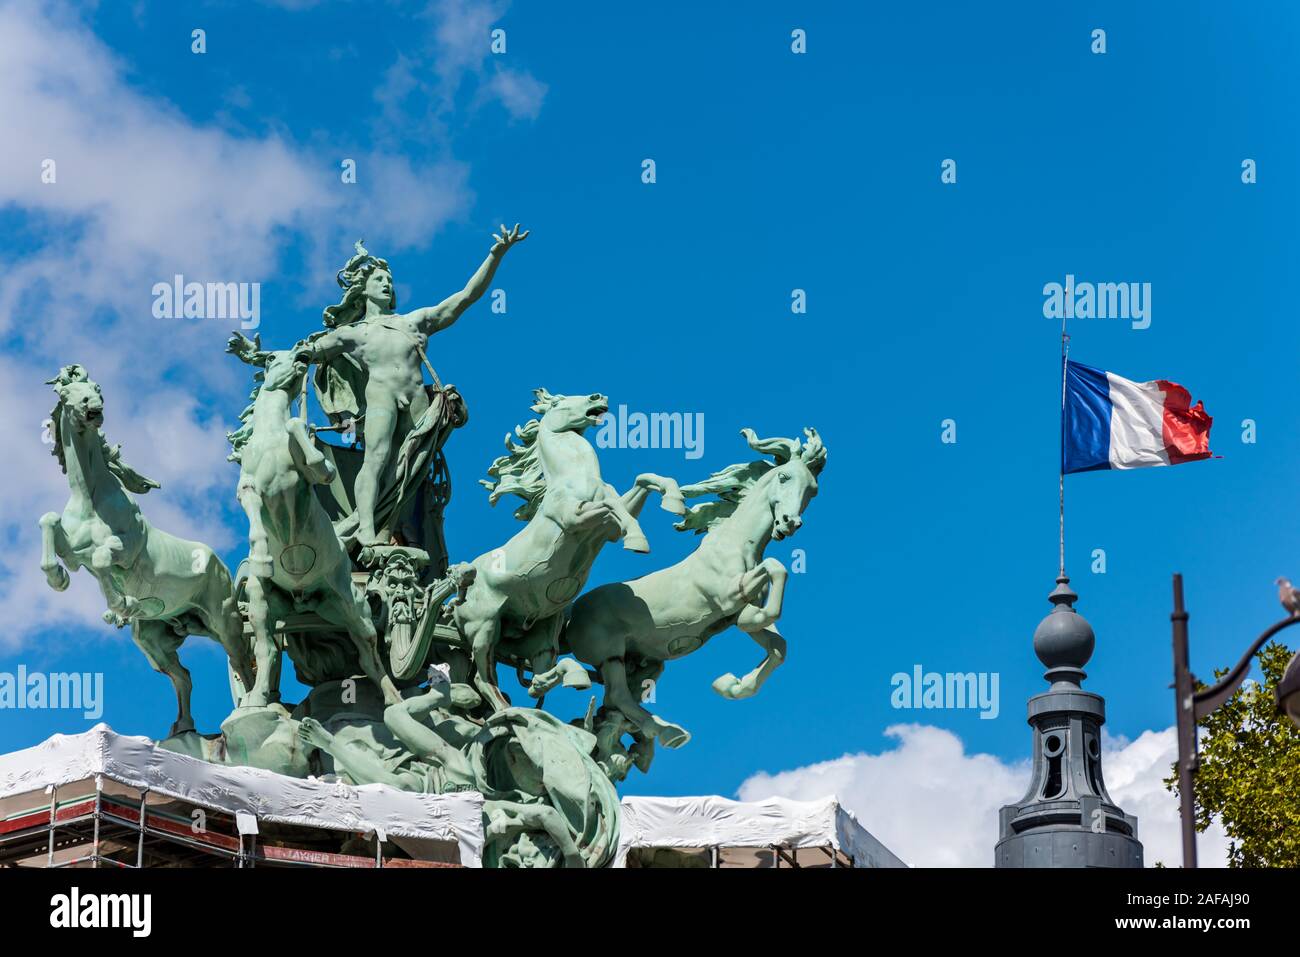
[1059,315,1070,577]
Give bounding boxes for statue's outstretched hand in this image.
[491,223,529,255]
[226,331,261,362]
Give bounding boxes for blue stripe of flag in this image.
[1063,360,1112,474]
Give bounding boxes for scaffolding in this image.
[1,729,908,870]
[0,726,483,868]
[0,776,461,868]
[624,843,859,868]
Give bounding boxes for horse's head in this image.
[533,388,608,435]
[226,333,309,401]
[756,429,825,540]
[676,428,827,539]
[261,347,310,398]
[48,366,104,434]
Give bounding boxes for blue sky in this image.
[1,1,1295,864]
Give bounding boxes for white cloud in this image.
[738,723,1230,868]
[483,67,548,121]
[0,0,491,644]
[374,0,548,132]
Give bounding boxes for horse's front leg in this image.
[619,472,685,519]
[737,557,788,633]
[317,585,402,707]
[285,417,335,485]
[523,615,591,697]
[715,559,789,699]
[93,568,138,627]
[463,614,511,712]
[88,519,124,571]
[237,483,272,578]
[240,575,281,707]
[711,625,788,700]
[37,513,71,591]
[600,485,649,553]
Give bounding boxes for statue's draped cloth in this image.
[313,353,467,550]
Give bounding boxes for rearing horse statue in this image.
[454,388,684,710]
[552,428,826,773]
[37,365,254,736]
[226,334,401,709]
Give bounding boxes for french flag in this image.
[1063,360,1214,474]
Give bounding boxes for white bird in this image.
[1277,577,1300,617]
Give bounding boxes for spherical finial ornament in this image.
[1032,575,1094,686]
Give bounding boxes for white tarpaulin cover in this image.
[614,794,907,868]
[0,724,485,866]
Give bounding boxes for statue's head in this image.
[532,388,609,434]
[47,365,103,433]
[361,265,394,310]
[323,240,395,328]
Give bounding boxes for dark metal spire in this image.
[995,577,1143,868]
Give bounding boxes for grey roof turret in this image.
[995,575,1144,868]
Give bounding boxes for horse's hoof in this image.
[44,567,70,591]
[660,493,686,516]
[561,668,592,691]
[711,672,742,698]
[658,723,691,749]
[623,534,650,554]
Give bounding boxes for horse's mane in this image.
[47,397,67,475]
[46,366,160,494]
[673,460,773,533]
[479,388,563,521]
[675,427,827,534]
[224,332,276,464]
[226,372,266,463]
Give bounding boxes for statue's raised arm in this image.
[408,224,528,336]
[305,237,490,547]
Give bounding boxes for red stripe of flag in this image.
[1156,379,1213,465]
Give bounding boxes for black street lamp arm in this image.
[1191,614,1300,722]
[1171,574,1300,868]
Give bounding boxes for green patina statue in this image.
[552,428,826,778]
[456,388,684,710]
[37,366,254,736]
[225,336,402,710]
[303,227,525,548]
[33,230,827,867]
[297,676,620,868]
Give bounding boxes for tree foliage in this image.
[1165,641,1300,867]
